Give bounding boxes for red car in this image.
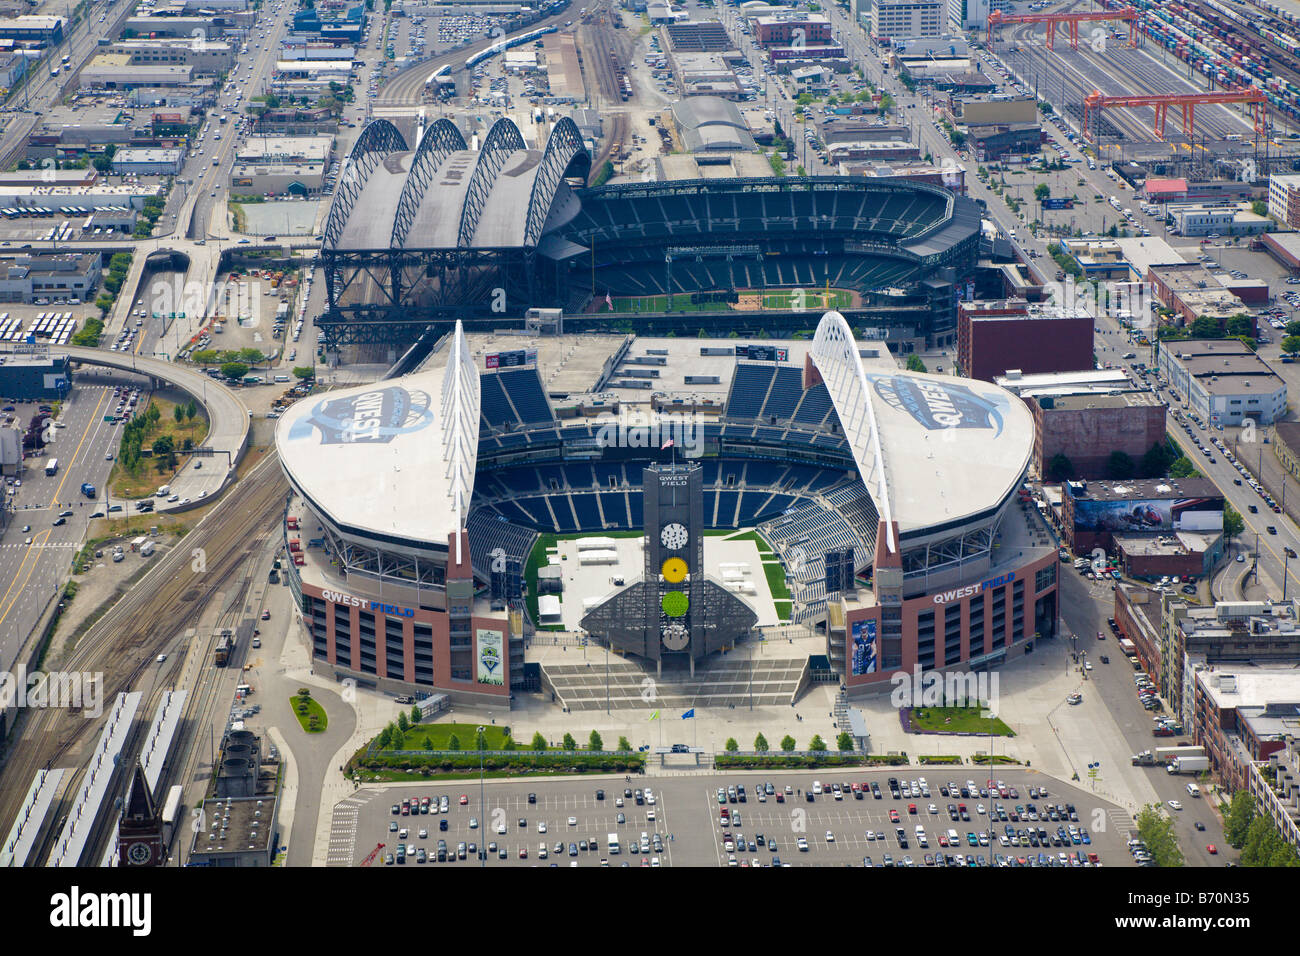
[459,794,469,805]
[261,609,270,620]
[519,847,528,859]
[1207,844,1218,855]
[889,809,900,823]
[908,803,918,814]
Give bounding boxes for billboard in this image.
[738,344,788,362]
[850,618,878,676]
[485,348,538,369]
[1072,496,1223,533]
[1041,198,1073,210]
[476,629,504,685]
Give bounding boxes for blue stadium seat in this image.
[498,369,553,424]
[572,493,601,530]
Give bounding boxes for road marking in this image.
[48,387,110,506]
[0,528,53,631]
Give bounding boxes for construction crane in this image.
[987,9,1141,50]
[1082,88,1267,143]
[360,842,385,867]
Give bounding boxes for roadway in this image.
[55,345,250,507]
[0,374,140,694]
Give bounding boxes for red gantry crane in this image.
[986,8,1141,50]
[360,842,385,866]
[1082,88,1268,143]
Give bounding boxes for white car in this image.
[825,830,835,842]
[537,821,547,833]
[1168,800,1183,811]
[567,816,577,826]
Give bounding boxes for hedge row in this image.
[352,753,645,774]
[918,755,964,765]
[714,753,908,769]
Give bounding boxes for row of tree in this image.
[1045,441,1187,483]
[1224,791,1300,866]
[728,732,856,752]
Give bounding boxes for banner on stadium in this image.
[476,629,505,685]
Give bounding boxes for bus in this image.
[45,458,58,476]
[49,65,60,78]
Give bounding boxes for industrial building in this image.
[957,299,1094,382]
[1147,262,1254,328]
[1268,173,1300,230]
[1030,390,1168,481]
[1157,339,1287,427]
[111,148,186,176]
[0,254,102,304]
[79,55,195,90]
[0,354,72,400]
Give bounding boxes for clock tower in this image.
[643,463,706,675]
[118,762,165,868]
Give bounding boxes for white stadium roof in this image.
[812,312,1033,544]
[275,323,479,551]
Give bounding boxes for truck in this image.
[1168,756,1210,774]
[81,482,96,498]
[607,832,620,855]
[45,458,58,476]
[1131,750,1157,766]
[1154,745,1204,761]
[1118,638,1137,657]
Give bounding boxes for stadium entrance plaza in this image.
[311,632,1164,863]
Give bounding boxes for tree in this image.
[588,730,603,751]
[1252,199,1269,218]
[837,731,854,751]
[1223,504,1244,543]
[447,733,461,751]
[185,400,197,424]
[531,731,547,751]
[905,353,927,373]
[1283,335,1300,356]
[475,728,487,751]
[239,347,264,365]
[1104,450,1136,479]
[377,724,392,748]
[397,711,409,733]
[292,366,315,380]
[410,705,421,726]
[1190,315,1222,338]
[1225,791,1255,848]
[562,732,576,750]
[754,732,769,752]
[502,736,516,751]
[1136,803,1184,866]
[725,737,739,752]
[1141,442,1171,478]
[220,362,249,381]
[1046,452,1074,481]
[1285,321,1300,338]
[151,435,175,470]
[173,404,184,425]
[1034,183,1051,201]
[1226,314,1253,339]
[421,735,433,751]
[1169,456,1198,478]
[808,734,827,752]
[780,734,797,752]
[617,736,631,752]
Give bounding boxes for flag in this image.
[605,291,613,309]
[649,710,659,721]
[681,708,694,719]
[661,438,674,450]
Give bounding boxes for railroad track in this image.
[0,453,288,854]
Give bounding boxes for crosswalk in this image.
[326,795,368,866]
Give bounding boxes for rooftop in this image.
[1042,390,1163,411]
[190,796,274,856]
[1066,476,1221,502]
[1195,663,1300,710]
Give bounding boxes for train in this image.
[213,629,234,666]
[464,25,557,70]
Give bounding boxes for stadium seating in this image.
[498,369,553,424]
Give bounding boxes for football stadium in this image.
[276,314,1060,709]
[317,117,982,352]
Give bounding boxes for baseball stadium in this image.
[317,116,983,352]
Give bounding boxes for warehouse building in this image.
[111,147,185,176]
[0,354,71,401]
[1157,338,1287,426]
[0,254,102,304]
[1030,390,1168,480]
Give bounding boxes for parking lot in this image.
[336,769,1135,868]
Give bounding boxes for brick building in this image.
[1031,391,1167,480]
[957,300,1094,382]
